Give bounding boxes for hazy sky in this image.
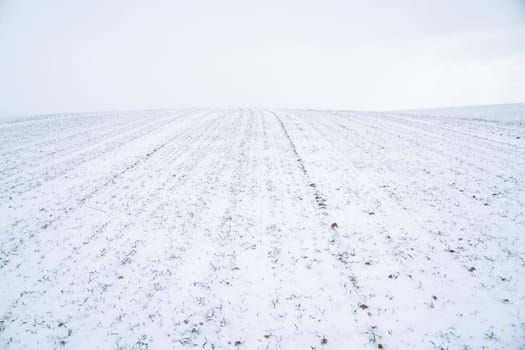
[1,0,524,116]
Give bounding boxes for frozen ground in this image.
[1,106,524,349]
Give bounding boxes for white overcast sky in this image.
[1,0,524,116]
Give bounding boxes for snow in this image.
[395,103,525,125]
[1,106,524,349]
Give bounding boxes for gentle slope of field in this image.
[1,106,524,349]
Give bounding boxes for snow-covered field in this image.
[396,103,525,126]
[1,106,524,349]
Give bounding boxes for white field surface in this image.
[1,106,524,350]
